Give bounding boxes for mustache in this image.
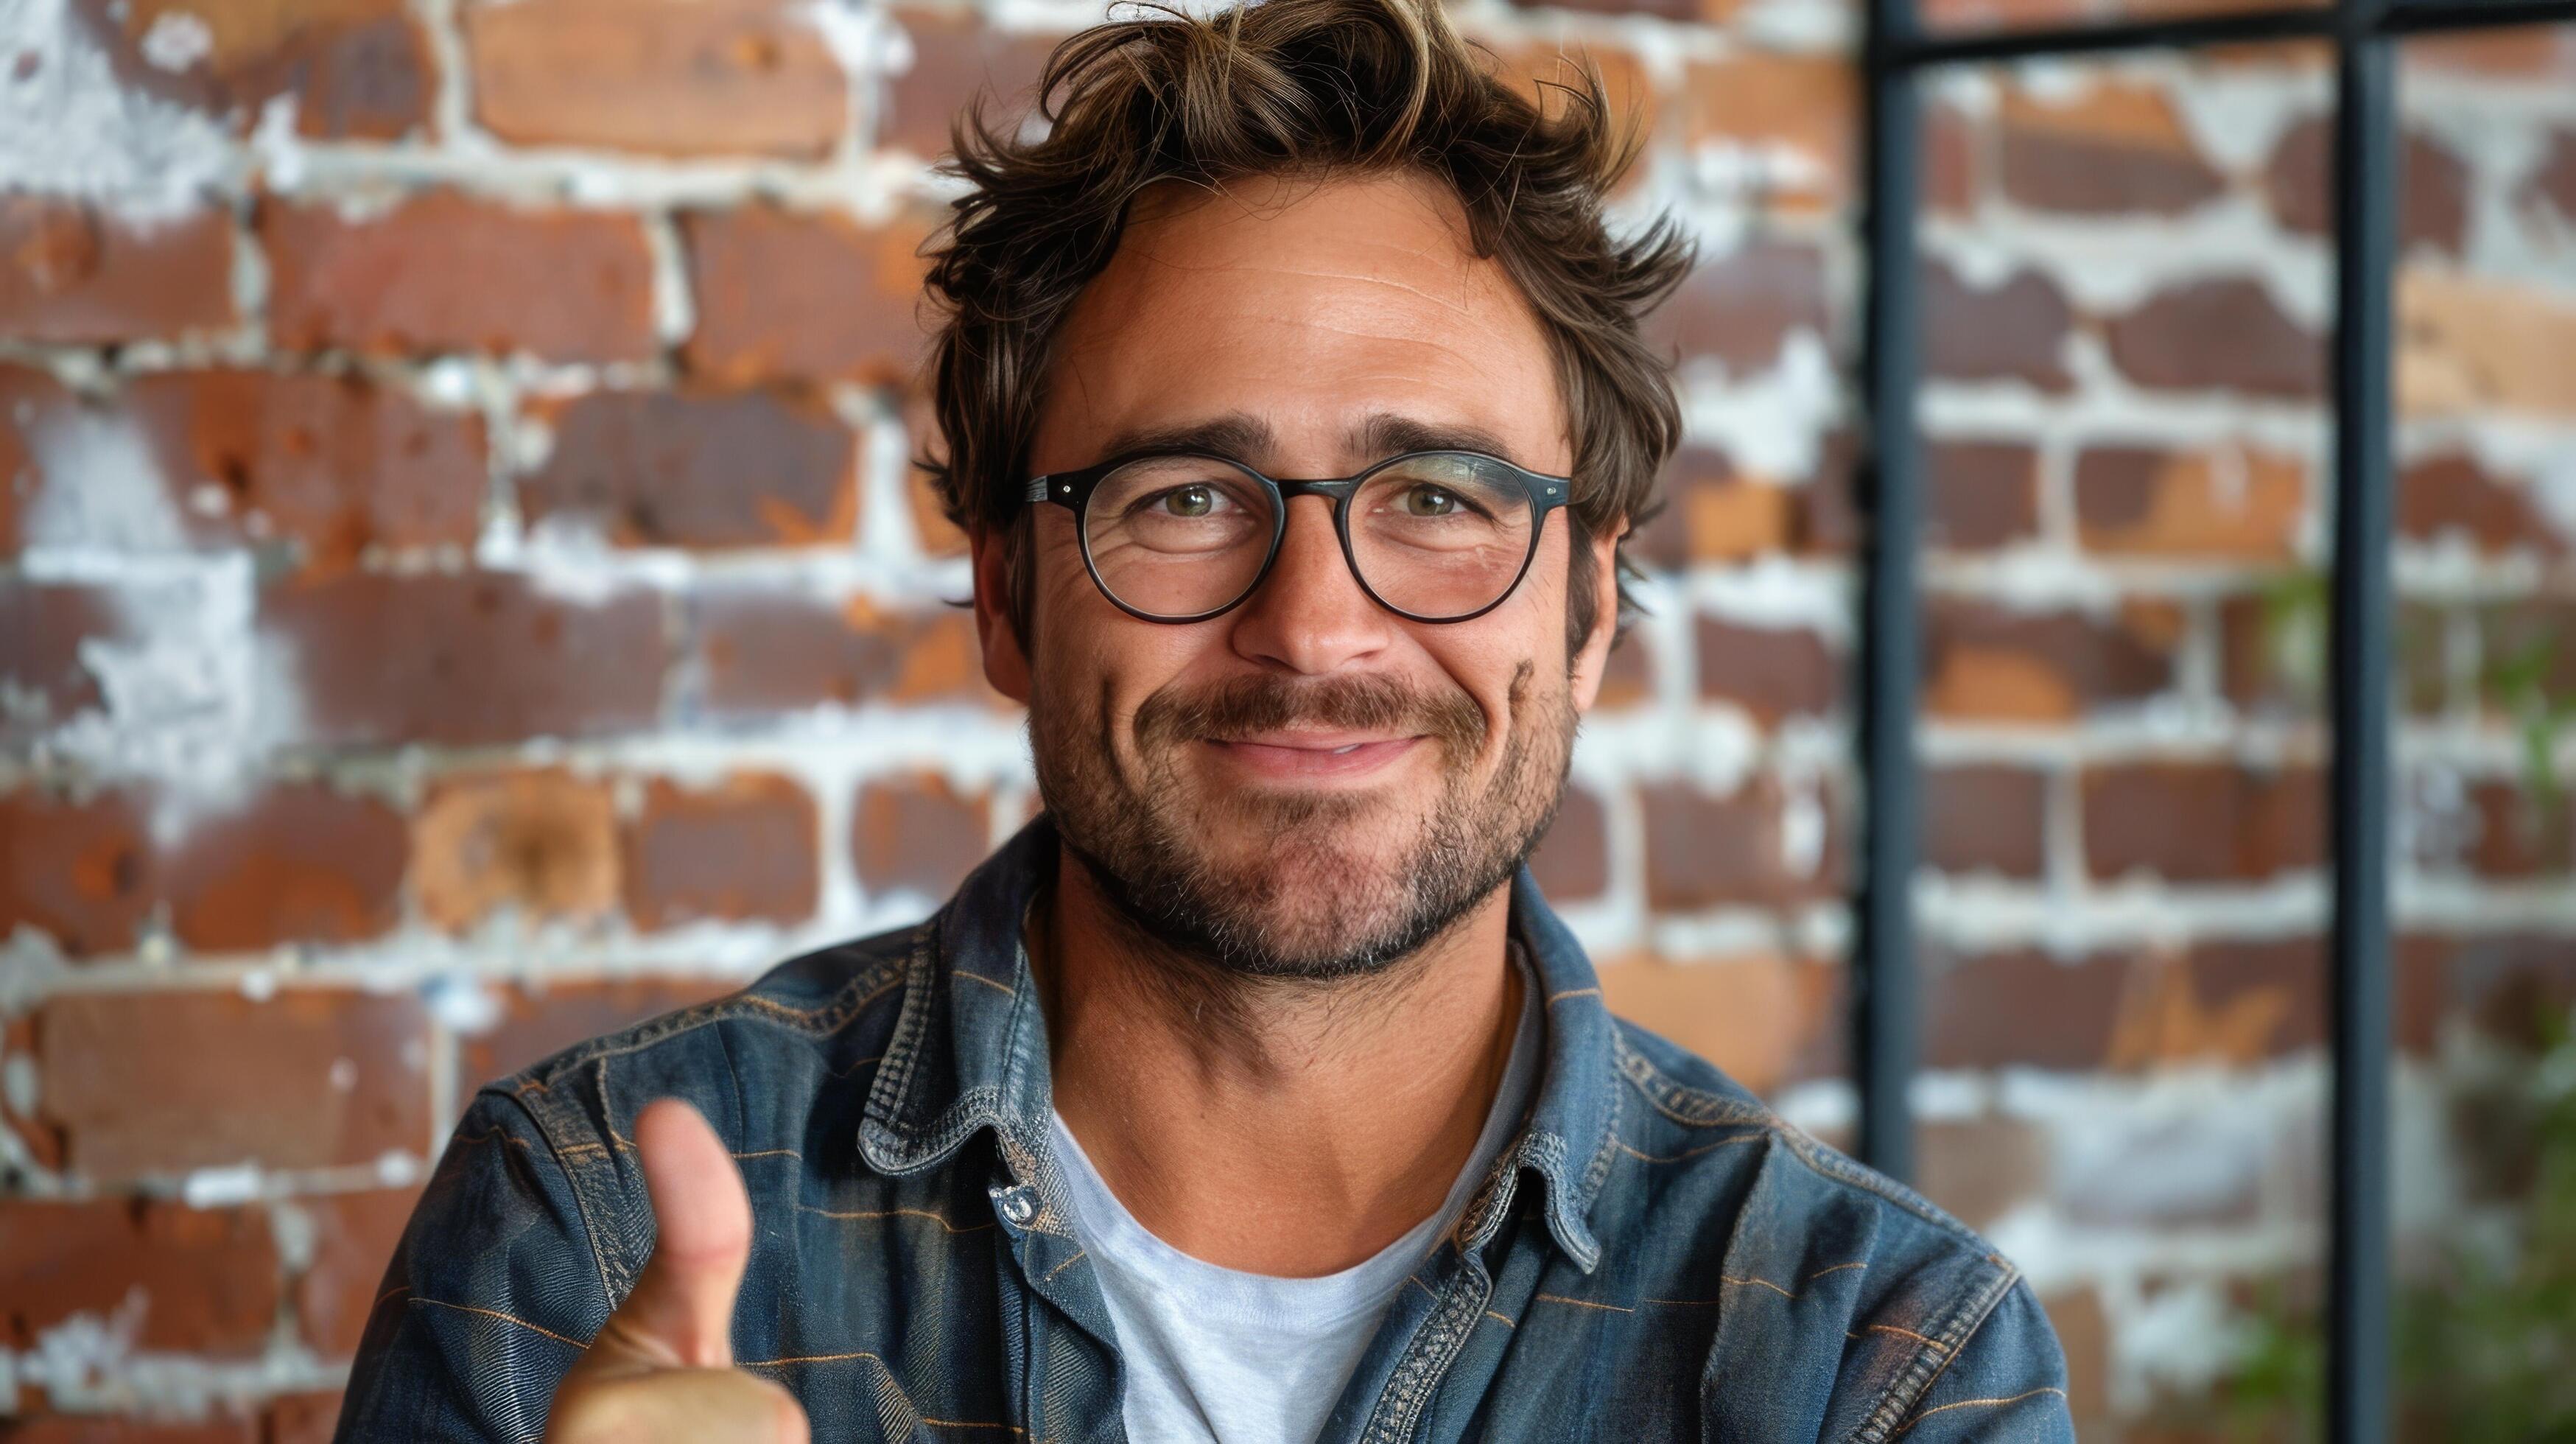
[1131,673,1487,759]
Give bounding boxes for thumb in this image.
[603,1098,754,1370]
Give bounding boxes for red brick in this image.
[264,571,670,746]
[2400,931,2576,1051]
[2523,129,2576,228]
[853,774,990,899]
[0,197,235,344]
[2108,939,2323,1068]
[2041,1287,2113,1426]
[77,0,432,139]
[2108,278,2324,399]
[2221,591,2449,718]
[1635,446,1797,569]
[4,1419,257,1443]
[35,989,430,1177]
[622,772,819,930]
[1923,598,2178,721]
[1926,441,2039,550]
[879,10,1064,158]
[164,784,407,953]
[2074,443,2306,560]
[0,1198,278,1355]
[2264,116,2469,256]
[261,192,656,363]
[1646,242,1830,376]
[124,370,485,572]
[455,975,737,1087]
[410,768,619,933]
[1594,951,1839,1093]
[521,388,857,549]
[294,1188,421,1356]
[2398,270,2576,419]
[1917,1117,2049,1230]
[2402,27,2576,82]
[1640,774,1841,910]
[682,205,938,387]
[1594,634,1652,711]
[1924,765,2046,878]
[1695,618,1836,725]
[1926,947,2126,1071]
[2442,779,2573,880]
[0,578,123,723]
[1920,0,2087,25]
[1922,102,1980,217]
[1998,81,2224,217]
[2081,762,2323,883]
[466,0,844,158]
[1528,784,1610,902]
[1677,54,1855,206]
[0,363,76,553]
[696,592,997,715]
[263,1392,346,1444]
[1923,257,2073,391]
[0,787,155,957]
[2401,452,2565,556]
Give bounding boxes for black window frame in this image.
[1850,1,2576,1438]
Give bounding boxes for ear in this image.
[969,522,1035,706]
[1567,524,1623,714]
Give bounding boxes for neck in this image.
[1032,844,1525,1276]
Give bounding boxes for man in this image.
[337,0,2072,1437]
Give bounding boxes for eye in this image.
[1401,484,1460,517]
[1154,484,1222,518]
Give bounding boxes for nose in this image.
[1225,494,1393,675]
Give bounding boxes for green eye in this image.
[1162,486,1215,518]
[1403,486,1458,516]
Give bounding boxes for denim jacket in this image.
[337,816,2073,1442]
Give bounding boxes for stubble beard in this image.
[1031,663,1575,983]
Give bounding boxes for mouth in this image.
[1198,730,1428,782]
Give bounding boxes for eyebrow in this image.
[1089,410,1529,474]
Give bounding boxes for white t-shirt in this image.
[1045,949,1543,1444]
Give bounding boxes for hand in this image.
[543,1099,809,1443]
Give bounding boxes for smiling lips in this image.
[1201,729,1426,782]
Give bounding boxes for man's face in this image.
[975,169,1621,979]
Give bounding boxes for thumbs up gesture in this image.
[543,1099,810,1443]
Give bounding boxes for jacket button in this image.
[999,1192,1036,1225]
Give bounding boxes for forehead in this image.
[1031,169,1568,474]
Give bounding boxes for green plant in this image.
[2204,1009,2576,1442]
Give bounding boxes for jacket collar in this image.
[857,813,1620,1272]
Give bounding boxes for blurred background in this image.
[1,0,2571,1437]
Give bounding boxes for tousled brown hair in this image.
[914,0,1695,652]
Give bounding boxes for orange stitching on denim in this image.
[1866,1323,1948,1351]
[827,1053,885,1079]
[731,1147,802,1161]
[1534,1293,1632,1313]
[1612,1134,1763,1163]
[1484,1309,1516,1328]
[919,1420,1027,1433]
[1404,1275,1436,1298]
[407,1297,583,1348]
[1644,1272,1797,1305]
[799,1204,995,1233]
[1806,1261,1867,1282]
[450,1127,533,1152]
[740,1349,889,1368]
[372,1284,410,1311]
[1045,1250,1088,1281]
[955,971,1018,998]
[1890,1387,2067,1437]
[1545,987,1601,1003]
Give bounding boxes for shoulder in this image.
[1601,1020,2070,1438]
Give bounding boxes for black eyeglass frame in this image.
[1021,447,1577,625]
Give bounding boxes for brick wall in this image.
[1,0,2570,1436]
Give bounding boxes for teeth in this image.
[1332,744,1363,755]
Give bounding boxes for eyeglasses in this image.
[1022,448,1574,624]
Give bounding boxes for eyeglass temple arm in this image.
[1024,478,1059,504]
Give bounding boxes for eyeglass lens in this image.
[1079,452,1538,620]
